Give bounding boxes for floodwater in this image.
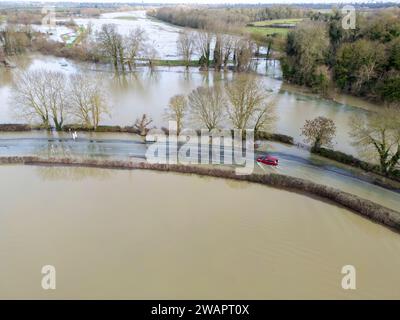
[0,52,383,156]
[0,165,399,299]
[0,10,388,156]
[0,131,399,211]
[73,10,187,59]
[0,9,398,301]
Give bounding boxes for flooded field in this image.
[0,165,399,299]
[0,1,399,304]
[0,52,383,156]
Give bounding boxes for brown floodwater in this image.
[0,165,399,299]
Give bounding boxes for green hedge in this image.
[313,147,400,182]
[1,156,399,231]
[256,131,294,145]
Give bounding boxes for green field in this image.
[246,18,304,37]
[246,26,290,36]
[250,18,304,27]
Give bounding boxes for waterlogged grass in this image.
[152,59,200,67]
[246,26,290,36]
[114,16,138,21]
[251,18,304,27]
[246,18,304,37]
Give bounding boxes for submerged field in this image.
[0,165,400,299]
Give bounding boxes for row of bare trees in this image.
[12,69,108,130]
[165,74,276,135]
[97,24,257,73]
[96,24,155,74]
[177,28,256,71]
[0,26,32,57]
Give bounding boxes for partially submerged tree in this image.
[125,27,147,71]
[301,116,336,150]
[69,74,109,130]
[177,29,195,68]
[349,107,400,175]
[221,34,235,70]
[0,26,30,56]
[12,69,68,130]
[134,114,153,136]
[196,29,213,70]
[233,38,255,72]
[165,95,187,135]
[97,24,125,73]
[188,85,226,131]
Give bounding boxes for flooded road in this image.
[0,8,398,301]
[0,11,386,156]
[0,131,399,211]
[0,165,399,299]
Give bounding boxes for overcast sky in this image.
[0,0,395,3]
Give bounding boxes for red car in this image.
[257,155,279,166]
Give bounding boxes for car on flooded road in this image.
[256,155,279,166]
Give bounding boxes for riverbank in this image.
[279,82,384,113]
[1,156,399,232]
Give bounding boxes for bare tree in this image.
[177,29,195,68]
[213,33,223,71]
[253,102,277,137]
[143,41,158,71]
[97,24,125,73]
[188,86,226,131]
[12,69,68,130]
[225,75,268,130]
[233,38,255,72]
[134,114,153,136]
[195,29,213,70]
[349,107,400,175]
[165,95,187,135]
[301,116,336,150]
[0,26,30,56]
[221,34,235,70]
[69,74,109,130]
[125,27,147,71]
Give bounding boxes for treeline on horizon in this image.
[282,8,400,104]
[148,5,310,30]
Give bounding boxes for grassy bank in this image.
[151,59,200,67]
[1,156,399,232]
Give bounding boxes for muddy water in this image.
[0,165,399,299]
[0,53,383,155]
[0,10,387,156]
